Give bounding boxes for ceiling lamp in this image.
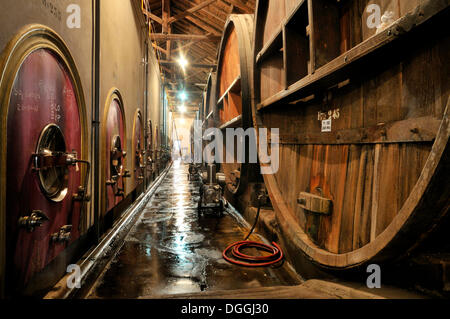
[179,91,187,101]
[177,55,188,71]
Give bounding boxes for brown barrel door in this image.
[133,110,145,189]
[146,119,153,183]
[1,27,87,291]
[104,91,127,214]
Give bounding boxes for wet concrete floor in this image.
[87,161,301,299]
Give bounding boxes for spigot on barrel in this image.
[51,225,72,244]
[18,210,49,232]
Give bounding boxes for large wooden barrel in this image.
[252,0,450,269]
[215,14,254,195]
[202,72,218,130]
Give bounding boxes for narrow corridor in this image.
[86,161,300,298]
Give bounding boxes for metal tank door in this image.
[5,47,88,291]
[132,111,145,188]
[104,94,129,213]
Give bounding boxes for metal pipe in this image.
[92,0,101,243]
[144,39,149,188]
[207,164,216,185]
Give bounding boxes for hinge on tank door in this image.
[18,210,50,232]
[297,191,333,215]
[51,225,72,244]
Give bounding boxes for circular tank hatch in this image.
[36,124,69,202]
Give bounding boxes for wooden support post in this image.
[162,0,171,60]
[149,33,220,41]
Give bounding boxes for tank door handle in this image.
[297,192,332,215]
[73,186,91,202]
[51,225,72,244]
[72,159,91,203]
[18,210,49,232]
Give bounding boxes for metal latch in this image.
[73,186,91,202]
[51,225,72,243]
[18,210,50,232]
[297,192,332,215]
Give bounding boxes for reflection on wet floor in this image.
[87,161,300,299]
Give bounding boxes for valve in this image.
[18,210,50,232]
[115,187,125,198]
[51,225,72,244]
[73,186,91,202]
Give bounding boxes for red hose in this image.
[222,240,284,267]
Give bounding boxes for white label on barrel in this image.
[322,119,332,132]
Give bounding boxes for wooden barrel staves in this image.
[215,14,255,195]
[252,0,450,269]
[202,72,218,131]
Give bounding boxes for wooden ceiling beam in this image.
[159,60,216,69]
[221,0,253,13]
[184,69,207,82]
[162,0,172,59]
[143,10,162,24]
[172,40,202,54]
[174,0,225,32]
[184,15,222,36]
[168,0,218,24]
[149,33,220,41]
[152,42,168,55]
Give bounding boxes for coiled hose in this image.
[222,199,284,267]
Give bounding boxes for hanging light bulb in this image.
[177,55,188,71]
[179,91,187,101]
